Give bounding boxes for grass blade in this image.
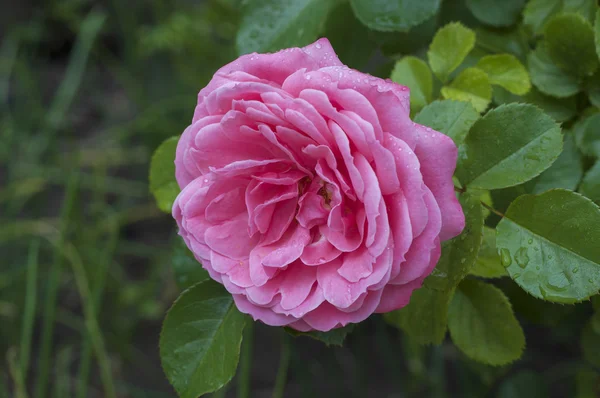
[44,10,106,132]
[34,172,79,398]
[76,212,118,398]
[0,33,19,108]
[63,242,116,398]
[19,240,40,383]
[7,347,28,398]
[53,346,74,398]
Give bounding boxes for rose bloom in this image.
[173,38,465,332]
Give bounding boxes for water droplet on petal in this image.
[315,42,322,49]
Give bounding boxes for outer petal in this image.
[197,38,342,105]
[375,238,441,313]
[413,123,465,241]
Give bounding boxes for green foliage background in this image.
[3,0,600,397]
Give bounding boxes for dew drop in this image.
[548,255,553,260]
[536,266,540,270]
[315,42,322,49]
[547,272,570,291]
[460,258,466,264]
[572,267,579,274]
[528,239,533,244]
[513,273,521,279]
[589,278,594,284]
[500,248,512,267]
[515,247,530,269]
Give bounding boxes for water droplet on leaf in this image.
[515,247,530,269]
[500,248,512,267]
[547,272,570,291]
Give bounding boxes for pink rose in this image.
[172,38,465,332]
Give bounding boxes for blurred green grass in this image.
[1,1,596,397]
[1,1,239,396]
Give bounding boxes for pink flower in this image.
[172,38,465,332]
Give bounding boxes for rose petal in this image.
[413,123,465,241]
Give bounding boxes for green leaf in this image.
[465,0,526,27]
[285,324,355,346]
[493,86,578,123]
[544,13,599,77]
[390,56,433,115]
[384,286,453,345]
[523,89,577,122]
[476,54,531,95]
[428,22,476,82]
[496,189,600,303]
[522,0,562,34]
[470,227,507,279]
[528,43,581,98]
[372,14,439,57]
[349,0,442,32]
[441,67,492,112]
[586,70,600,108]
[322,2,375,70]
[456,103,563,190]
[580,161,600,203]
[525,133,583,194]
[581,318,600,368]
[172,238,209,291]
[497,370,549,398]
[476,27,530,61]
[235,0,335,54]
[478,189,494,219]
[448,279,525,365]
[414,100,479,146]
[160,280,248,397]
[562,0,597,23]
[523,0,597,34]
[576,113,600,158]
[500,279,573,326]
[573,109,600,154]
[150,136,179,213]
[425,193,484,291]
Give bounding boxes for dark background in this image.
[0,0,596,397]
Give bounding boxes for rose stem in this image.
[238,322,254,398]
[272,331,292,398]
